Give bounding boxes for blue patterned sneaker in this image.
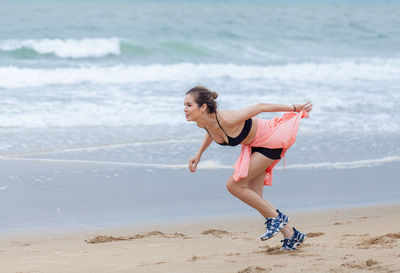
[260,209,290,241]
[281,227,307,251]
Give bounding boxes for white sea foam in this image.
[5,139,199,157]
[202,157,400,170]
[0,59,399,130]
[2,156,399,171]
[0,156,189,169]
[0,59,399,88]
[277,156,400,170]
[0,96,397,132]
[0,38,120,58]
[0,103,186,128]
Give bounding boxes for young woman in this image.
[184,86,313,251]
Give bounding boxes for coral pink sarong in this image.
[233,110,309,186]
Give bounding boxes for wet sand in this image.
[1,203,399,273]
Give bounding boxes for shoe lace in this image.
[264,218,274,226]
[281,237,295,248]
[280,238,289,248]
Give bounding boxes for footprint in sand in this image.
[357,232,400,248]
[237,266,268,273]
[253,245,284,255]
[86,230,188,244]
[341,258,380,270]
[188,255,209,262]
[201,229,231,238]
[306,232,325,238]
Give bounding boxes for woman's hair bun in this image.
[211,91,218,100]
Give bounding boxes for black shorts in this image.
[251,147,283,160]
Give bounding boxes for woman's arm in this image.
[188,133,213,173]
[226,102,313,124]
[259,103,297,112]
[261,102,313,113]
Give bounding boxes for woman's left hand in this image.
[294,102,313,113]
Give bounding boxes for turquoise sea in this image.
[0,0,399,231]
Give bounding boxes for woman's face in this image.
[184,94,201,121]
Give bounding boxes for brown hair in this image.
[186,86,218,113]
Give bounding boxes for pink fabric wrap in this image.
[233,110,309,186]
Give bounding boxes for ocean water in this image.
[0,0,399,231]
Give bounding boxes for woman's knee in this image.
[226,178,246,196]
[226,178,236,194]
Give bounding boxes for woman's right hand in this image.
[188,154,201,173]
[294,101,313,113]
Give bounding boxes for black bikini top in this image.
[205,113,252,146]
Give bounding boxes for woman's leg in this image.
[248,171,294,238]
[227,152,294,237]
[226,152,278,218]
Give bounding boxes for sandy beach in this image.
[1,203,399,273]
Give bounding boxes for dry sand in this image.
[1,204,399,273]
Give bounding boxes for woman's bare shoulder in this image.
[218,110,239,125]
